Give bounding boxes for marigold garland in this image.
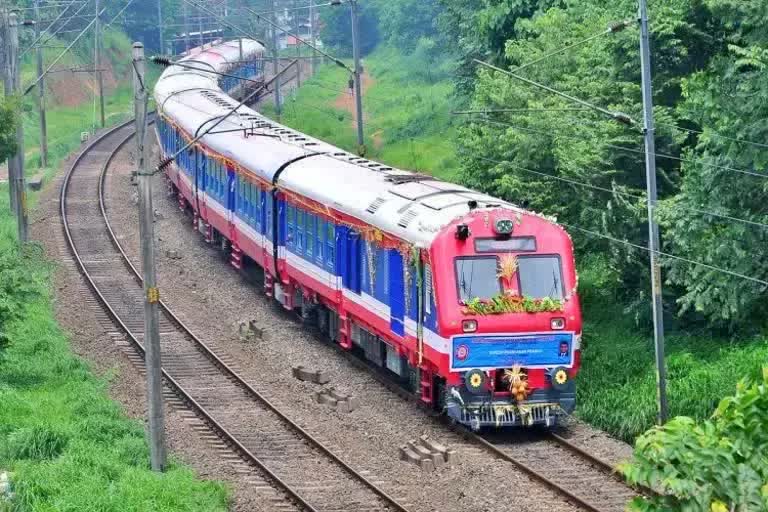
[462,293,564,315]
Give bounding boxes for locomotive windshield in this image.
[517,256,564,300]
[455,255,565,302]
[455,257,501,302]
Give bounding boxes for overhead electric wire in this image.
[474,58,637,126]
[558,222,768,287]
[20,0,88,57]
[155,60,299,174]
[510,19,633,75]
[102,0,135,29]
[185,0,353,73]
[654,120,768,150]
[466,153,768,231]
[22,2,105,95]
[475,117,768,179]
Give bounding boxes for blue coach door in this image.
[389,250,405,336]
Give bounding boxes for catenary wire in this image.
[475,117,768,179]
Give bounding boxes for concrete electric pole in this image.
[182,0,190,54]
[309,0,316,75]
[132,41,167,471]
[157,0,164,54]
[33,0,48,168]
[8,12,28,243]
[270,0,281,119]
[638,0,668,424]
[95,0,105,127]
[349,0,364,154]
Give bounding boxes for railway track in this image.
[469,430,640,512]
[60,118,412,512]
[294,324,645,512]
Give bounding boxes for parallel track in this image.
[61,118,412,512]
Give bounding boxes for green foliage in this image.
[372,0,443,52]
[575,256,768,442]
[266,47,459,180]
[319,2,380,57]
[621,369,768,511]
[657,0,768,328]
[0,98,18,166]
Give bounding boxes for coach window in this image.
[287,205,295,249]
[296,209,305,252]
[237,177,244,216]
[265,193,273,240]
[326,223,335,271]
[315,218,324,265]
[306,214,315,259]
[254,187,262,230]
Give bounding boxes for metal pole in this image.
[132,41,167,472]
[270,0,281,118]
[9,13,28,243]
[197,11,203,47]
[2,8,17,214]
[638,0,667,425]
[182,0,190,53]
[157,0,164,53]
[350,0,364,154]
[309,0,316,75]
[95,0,105,127]
[294,0,300,86]
[34,0,48,168]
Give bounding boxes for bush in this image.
[621,369,768,511]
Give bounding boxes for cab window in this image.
[455,257,501,303]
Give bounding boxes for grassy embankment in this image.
[262,46,459,180]
[19,30,161,189]
[0,33,228,510]
[259,46,768,443]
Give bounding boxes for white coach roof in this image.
[154,39,523,248]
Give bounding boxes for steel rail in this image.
[60,118,411,512]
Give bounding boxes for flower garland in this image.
[462,293,564,315]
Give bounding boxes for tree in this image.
[372,0,442,52]
[0,98,18,166]
[658,0,768,328]
[450,0,725,322]
[319,2,379,57]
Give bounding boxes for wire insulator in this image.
[608,20,632,33]
[612,112,635,125]
[151,55,173,67]
[157,157,174,171]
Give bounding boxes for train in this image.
[153,39,583,430]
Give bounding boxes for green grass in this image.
[262,46,459,180]
[0,31,228,510]
[0,185,229,512]
[575,256,768,442]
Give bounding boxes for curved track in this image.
[61,118,412,512]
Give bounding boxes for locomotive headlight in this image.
[550,317,566,330]
[494,218,514,235]
[464,369,487,395]
[462,319,478,333]
[549,366,570,391]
